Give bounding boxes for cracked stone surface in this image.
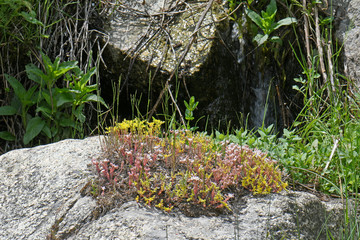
[0,136,349,239]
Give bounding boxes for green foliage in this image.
[94,118,287,213]
[0,0,44,42]
[0,53,107,144]
[184,96,199,130]
[244,0,297,46]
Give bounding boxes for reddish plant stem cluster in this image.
[94,119,287,213]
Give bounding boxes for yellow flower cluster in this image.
[106,118,164,136]
[241,157,288,194]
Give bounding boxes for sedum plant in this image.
[93,118,287,214]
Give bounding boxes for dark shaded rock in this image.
[100,0,302,130]
[100,0,247,129]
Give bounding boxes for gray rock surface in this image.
[0,137,101,239]
[333,0,360,86]
[0,137,349,239]
[105,0,226,76]
[72,191,345,240]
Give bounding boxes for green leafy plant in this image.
[0,53,107,144]
[0,0,45,42]
[245,0,297,46]
[184,96,199,130]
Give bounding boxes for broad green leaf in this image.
[59,117,76,128]
[42,125,52,138]
[5,74,26,101]
[283,128,291,138]
[74,105,86,123]
[26,64,46,86]
[42,91,52,107]
[258,129,267,138]
[273,17,297,30]
[84,94,108,108]
[54,61,78,79]
[55,91,74,107]
[83,84,98,93]
[245,8,264,31]
[80,67,96,85]
[265,124,274,134]
[254,33,268,46]
[41,52,53,75]
[23,117,45,144]
[0,106,16,115]
[67,88,82,94]
[189,96,195,105]
[53,57,60,71]
[229,134,239,144]
[36,106,53,119]
[270,36,282,45]
[266,0,277,16]
[51,126,59,138]
[184,100,189,109]
[20,11,44,27]
[24,85,38,106]
[0,131,15,141]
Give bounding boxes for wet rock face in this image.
[0,137,349,239]
[333,0,360,87]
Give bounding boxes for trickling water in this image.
[231,22,276,130]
